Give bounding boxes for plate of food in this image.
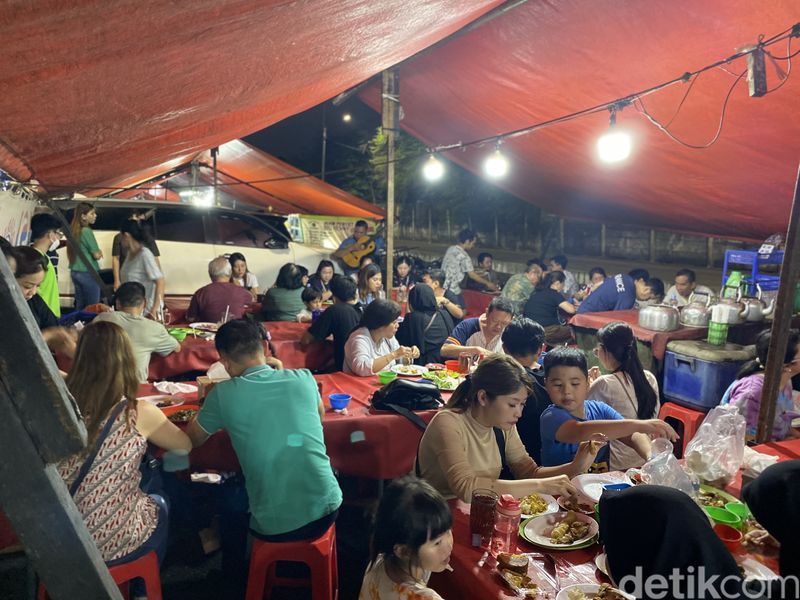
[521,511,598,549]
[496,553,540,598]
[422,369,461,390]
[625,468,646,486]
[391,364,429,377]
[558,494,596,515]
[519,493,559,518]
[138,395,184,409]
[698,484,742,508]
[556,583,633,600]
[571,472,630,502]
[167,408,199,423]
[189,322,219,332]
[425,363,446,371]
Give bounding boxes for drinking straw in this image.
[223,305,230,324]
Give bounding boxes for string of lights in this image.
[29,21,800,198]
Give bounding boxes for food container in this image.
[725,502,750,522]
[445,360,460,372]
[713,523,742,552]
[703,506,741,529]
[378,371,398,385]
[328,393,351,410]
[638,304,680,332]
[663,341,754,411]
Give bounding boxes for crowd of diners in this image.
[2,212,799,600]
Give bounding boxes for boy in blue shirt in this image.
[577,272,660,314]
[539,347,677,471]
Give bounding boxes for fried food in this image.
[499,569,538,598]
[168,409,198,423]
[497,552,529,574]
[562,496,594,513]
[567,583,628,600]
[698,489,727,508]
[549,511,590,544]
[520,493,548,515]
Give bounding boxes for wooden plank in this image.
[0,254,85,461]
[757,163,800,443]
[0,382,123,599]
[382,68,400,285]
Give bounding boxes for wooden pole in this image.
[382,68,399,283]
[601,224,607,257]
[707,237,715,268]
[757,163,800,443]
[649,229,657,263]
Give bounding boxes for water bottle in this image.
[490,494,521,556]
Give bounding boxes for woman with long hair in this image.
[343,298,417,376]
[119,220,165,318]
[393,256,417,289]
[523,271,576,345]
[416,354,596,502]
[722,328,800,442]
[228,252,259,300]
[58,321,191,566]
[589,321,659,470]
[67,202,103,309]
[396,284,453,365]
[262,262,306,321]
[357,263,383,305]
[308,259,335,302]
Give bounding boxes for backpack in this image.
[371,378,443,431]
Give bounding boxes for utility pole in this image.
[321,103,327,182]
[382,68,399,284]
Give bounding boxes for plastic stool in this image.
[37,550,162,600]
[658,402,706,459]
[245,523,338,600]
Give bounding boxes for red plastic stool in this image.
[658,402,706,458]
[37,550,162,600]
[245,523,338,600]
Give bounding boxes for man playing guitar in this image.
[333,220,385,276]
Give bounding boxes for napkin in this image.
[207,361,231,380]
[154,381,197,394]
[741,446,779,478]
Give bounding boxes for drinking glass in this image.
[469,488,499,547]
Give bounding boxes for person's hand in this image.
[97,250,104,259]
[743,527,778,548]
[436,295,448,305]
[486,282,499,292]
[113,279,121,291]
[572,435,607,473]
[411,346,421,359]
[393,346,414,361]
[43,327,77,358]
[641,419,680,442]
[533,475,578,498]
[265,357,283,370]
[588,366,601,385]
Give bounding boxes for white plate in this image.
[138,394,184,409]
[391,364,429,376]
[572,472,630,502]
[556,583,634,600]
[189,322,219,332]
[520,493,560,519]
[595,553,610,577]
[558,494,596,514]
[522,512,599,549]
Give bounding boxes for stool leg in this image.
[245,545,272,600]
[138,553,163,600]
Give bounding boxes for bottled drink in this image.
[490,494,521,556]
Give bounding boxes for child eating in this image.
[540,347,678,472]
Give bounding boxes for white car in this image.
[53,199,335,301]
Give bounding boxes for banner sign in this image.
[0,188,39,245]
[287,214,380,250]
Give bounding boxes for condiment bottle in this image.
[490,494,521,556]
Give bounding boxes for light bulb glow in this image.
[597,130,632,163]
[422,155,445,181]
[483,149,509,178]
[342,113,352,123]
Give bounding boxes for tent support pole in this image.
[382,68,399,283]
[756,162,800,443]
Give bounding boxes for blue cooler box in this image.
[662,340,755,411]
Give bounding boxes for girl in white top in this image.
[589,321,660,470]
[229,252,259,301]
[344,299,419,376]
[359,476,452,600]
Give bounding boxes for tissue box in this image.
[197,376,224,400]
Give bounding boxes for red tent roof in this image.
[359,0,800,241]
[0,1,502,191]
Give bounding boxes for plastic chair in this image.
[245,523,338,600]
[658,402,706,459]
[37,550,162,600]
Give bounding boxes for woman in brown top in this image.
[417,354,599,502]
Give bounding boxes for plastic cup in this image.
[650,438,674,457]
[444,360,460,372]
[704,506,742,529]
[469,489,498,548]
[714,523,742,552]
[328,393,351,410]
[725,502,750,523]
[378,371,398,385]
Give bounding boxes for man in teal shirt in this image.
[187,320,341,584]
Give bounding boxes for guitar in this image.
[339,224,385,269]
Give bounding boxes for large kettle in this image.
[739,284,776,322]
[713,286,747,325]
[680,292,713,327]
[639,304,680,332]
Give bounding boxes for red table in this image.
[462,289,498,318]
[146,371,443,479]
[726,438,800,497]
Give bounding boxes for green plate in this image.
[518,517,598,550]
[699,484,742,507]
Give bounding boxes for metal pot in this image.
[712,287,747,325]
[680,292,713,327]
[638,304,680,332]
[739,284,776,322]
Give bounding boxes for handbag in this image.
[371,378,443,431]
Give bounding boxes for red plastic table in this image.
[462,289,498,318]
[726,438,800,497]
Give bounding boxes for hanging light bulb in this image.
[483,143,509,178]
[342,113,352,123]
[597,108,632,163]
[422,153,445,181]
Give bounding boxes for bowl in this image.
[703,506,742,529]
[713,523,742,552]
[444,360,460,372]
[328,393,351,410]
[725,502,750,522]
[602,483,632,493]
[378,371,398,385]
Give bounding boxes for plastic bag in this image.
[684,405,746,485]
[641,441,696,496]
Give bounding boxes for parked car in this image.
[52,199,335,300]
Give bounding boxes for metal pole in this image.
[756,163,800,443]
[707,237,715,268]
[649,229,657,263]
[601,224,607,257]
[558,218,565,251]
[211,146,219,207]
[321,103,328,182]
[382,68,399,286]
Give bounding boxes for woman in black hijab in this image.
[743,460,800,578]
[396,284,454,365]
[600,486,744,600]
